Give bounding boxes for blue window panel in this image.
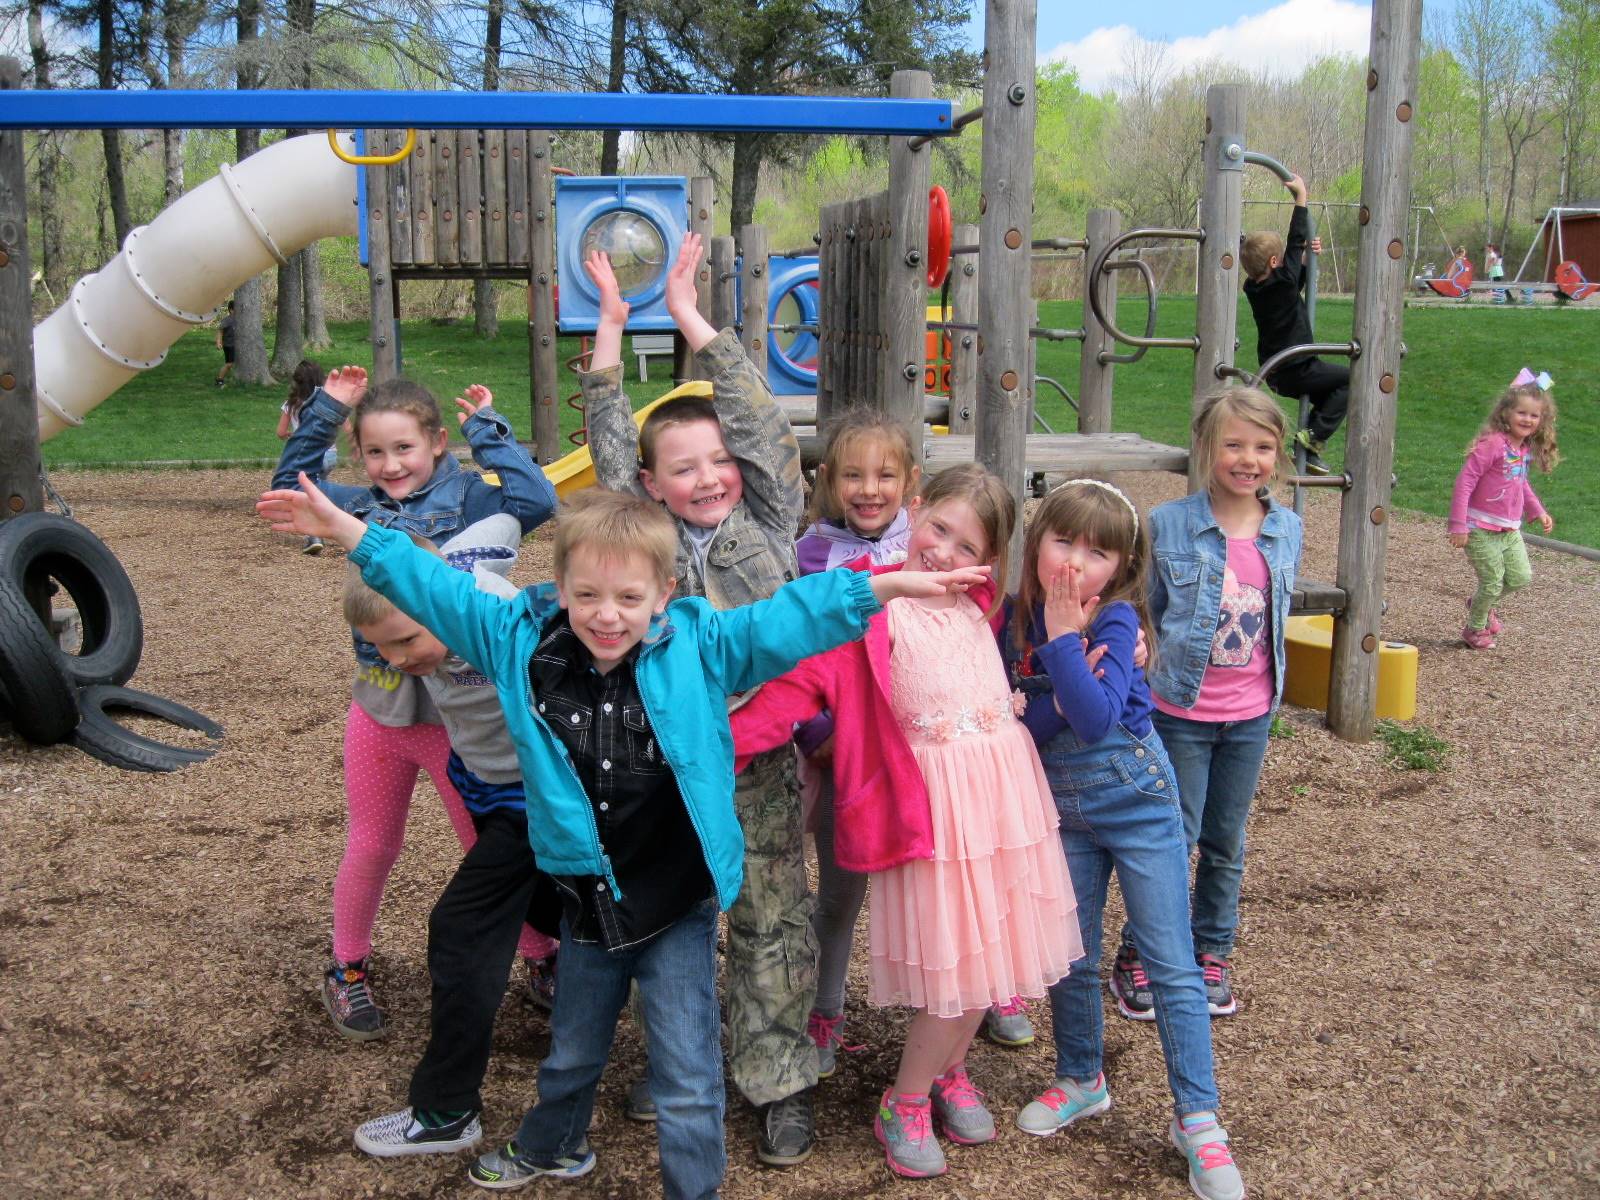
[556,177,689,334]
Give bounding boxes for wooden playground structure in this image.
[0,0,1425,742]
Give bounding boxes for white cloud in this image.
[1041,0,1373,94]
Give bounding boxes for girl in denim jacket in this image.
[1004,480,1243,1200]
[272,366,557,1040]
[1127,389,1302,1028]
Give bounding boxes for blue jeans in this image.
[1042,723,1219,1116]
[1150,708,1274,958]
[514,899,724,1200]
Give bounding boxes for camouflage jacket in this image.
[580,327,804,610]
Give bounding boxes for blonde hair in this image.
[808,408,920,525]
[637,394,722,472]
[1477,385,1560,473]
[915,463,1014,619]
[342,532,441,628]
[1241,231,1284,281]
[1013,482,1154,661]
[1191,388,1290,493]
[554,488,678,584]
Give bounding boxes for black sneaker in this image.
[758,1087,816,1166]
[1109,944,1155,1022]
[354,1107,482,1158]
[468,1140,595,1190]
[322,958,389,1040]
[624,1075,657,1122]
[1199,953,1238,1017]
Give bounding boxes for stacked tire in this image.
[0,513,223,771]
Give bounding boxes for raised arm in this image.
[454,385,557,533]
[270,367,370,507]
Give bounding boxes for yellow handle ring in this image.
[326,128,417,166]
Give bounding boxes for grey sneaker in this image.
[468,1140,595,1190]
[1016,1074,1112,1136]
[1199,954,1238,1017]
[322,958,389,1041]
[930,1065,996,1145]
[1110,944,1155,1022]
[354,1107,482,1158]
[981,996,1036,1047]
[874,1090,946,1179]
[758,1088,815,1166]
[1171,1114,1245,1200]
[302,535,325,555]
[807,1009,863,1079]
[624,1075,656,1122]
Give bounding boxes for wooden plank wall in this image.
[816,192,889,424]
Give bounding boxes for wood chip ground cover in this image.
[1,468,1594,1199]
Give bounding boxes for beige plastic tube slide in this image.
[33,131,360,442]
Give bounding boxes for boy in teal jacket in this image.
[257,478,987,1200]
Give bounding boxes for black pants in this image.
[1269,357,1349,444]
[408,808,554,1112]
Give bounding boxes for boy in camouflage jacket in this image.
[580,233,819,1166]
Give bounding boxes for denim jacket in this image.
[1145,489,1303,711]
[581,328,804,609]
[272,385,557,666]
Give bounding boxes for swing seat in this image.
[1554,260,1597,301]
[1425,259,1473,298]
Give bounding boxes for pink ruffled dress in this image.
[868,595,1083,1017]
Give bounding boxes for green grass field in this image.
[41,297,1596,547]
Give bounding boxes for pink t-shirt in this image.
[1156,537,1274,723]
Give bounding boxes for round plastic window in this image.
[771,285,818,368]
[580,211,667,297]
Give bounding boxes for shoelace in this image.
[765,1094,811,1144]
[807,1011,865,1054]
[1191,1136,1235,1169]
[1037,1077,1099,1112]
[887,1096,934,1142]
[935,1068,986,1110]
[993,995,1028,1017]
[338,972,380,1019]
[1200,958,1229,985]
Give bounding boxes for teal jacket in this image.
[349,522,883,908]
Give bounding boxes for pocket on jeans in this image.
[1113,747,1178,804]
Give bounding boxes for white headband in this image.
[1048,477,1140,539]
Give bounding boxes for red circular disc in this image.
[926,185,952,289]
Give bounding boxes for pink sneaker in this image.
[1487,609,1504,635]
[1461,625,1496,650]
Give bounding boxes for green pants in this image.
[725,746,819,1106]
[1465,527,1532,629]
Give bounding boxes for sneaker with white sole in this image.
[468,1140,596,1190]
[1198,953,1238,1017]
[981,996,1036,1047]
[930,1064,996,1145]
[354,1107,482,1158]
[874,1090,946,1179]
[1110,944,1155,1021]
[1015,1073,1112,1136]
[1171,1113,1245,1200]
[322,958,388,1041]
[807,1009,864,1079]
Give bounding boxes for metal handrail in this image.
[907,103,984,150]
[1097,259,1158,365]
[1087,227,1204,350]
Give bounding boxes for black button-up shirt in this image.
[529,616,713,951]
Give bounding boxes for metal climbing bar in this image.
[0,89,955,136]
[1087,227,1204,350]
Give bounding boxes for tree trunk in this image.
[472,0,503,337]
[474,279,499,337]
[26,0,67,304]
[232,0,271,385]
[271,253,305,376]
[161,0,188,207]
[729,135,764,237]
[302,246,331,349]
[98,0,132,247]
[600,0,628,175]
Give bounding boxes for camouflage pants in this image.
[725,747,819,1106]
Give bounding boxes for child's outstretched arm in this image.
[453,383,558,533]
[269,365,369,505]
[729,653,830,768]
[582,250,632,372]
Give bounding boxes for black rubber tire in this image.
[71,684,223,772]
[0,579,80,744]
[0,513,142,686]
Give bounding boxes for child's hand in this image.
[1286,173,1308,205]
[871,564,991,604]
[1448,531,1468,549]
[323,365,368,406]
[257,473,366,548]
[1309,236,1323,254]
[583,251,631,329]
[455,384,494,426]
[1539,513,1554,533]
[1044,565,1099,642]
[664,232,703,319]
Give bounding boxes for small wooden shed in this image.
[1540,206,1600,281]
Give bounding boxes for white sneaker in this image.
[1170,1113,1245,1200]
[354,1107,483,1158]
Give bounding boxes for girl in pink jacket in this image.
[1448,377,1560,649]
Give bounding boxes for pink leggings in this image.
[333,702,557,964]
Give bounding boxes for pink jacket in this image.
[730,561,1000,873]
[1448,432,1547,534]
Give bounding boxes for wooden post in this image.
[676,176,714,383]
[739,224,769,378]
[946,223,978,435]
[709,235,737,332]
[459,130,482,267]
[976,0,1038,581]
[0,58,41,523]
[1328,0,1421,742]
[1190,85,1246,491]
[434,130,460,267]
[816,204,840,421]
[528,131,559,464]
[410,132,435,264]
[1077,207,1121,435]
[366,131,399,383]
[884,69,933,462]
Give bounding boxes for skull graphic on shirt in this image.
[1211,566,1267,667]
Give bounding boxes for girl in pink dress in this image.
[732,463,1081,1180]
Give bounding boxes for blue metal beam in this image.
[0,89,954,136]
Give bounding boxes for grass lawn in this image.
[41,298,1596,547]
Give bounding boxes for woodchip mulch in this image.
[1,467,1595,1199]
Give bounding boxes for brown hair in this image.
[342,532,443,629]
[1013,482,1154,663]
[637,394,723,472]
[1478,385,1560,473]
[350,378,446,457]
[553,488,678,585]
[808,408,920,525]
[286,359,325,419]
[1191,387,1290,494]
[1241,230,1284,281]
[915,463,1014,619]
